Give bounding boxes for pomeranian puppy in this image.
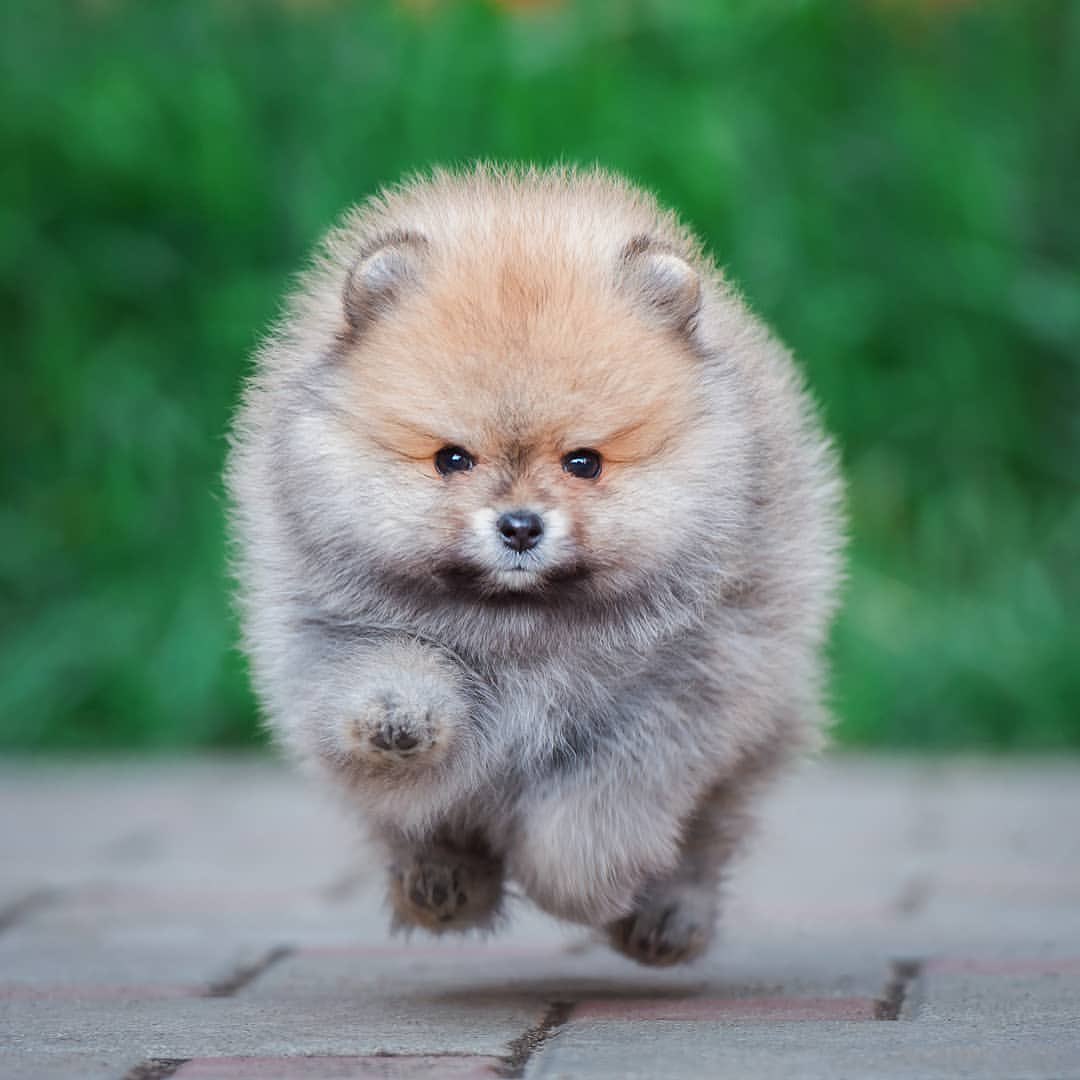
[226,165,843,965]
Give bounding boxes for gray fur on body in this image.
[226,165,844,965]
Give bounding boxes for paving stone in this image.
[914,954,1080,1024]
[174,1055,503,1078]
[571,995,877,1021]
[526,1020,1080,1080]
[726,758,929,933]
[925,953,1080,976]
[0,1052,137,1080]
[0,930,276,996]
[927,761,1080,864]
[0,759,361,892]
[0,992,543,1058]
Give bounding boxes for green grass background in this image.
[2,0,1078,750]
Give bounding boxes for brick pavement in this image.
[0,757,1077,1078]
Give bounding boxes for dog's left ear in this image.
[343,230,428,334]
[619,235,702,335]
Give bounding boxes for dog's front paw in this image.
[338,674,467,773]
[352,694,440,763]
[314,643,473,779]
[607,883,716,966]
[389,848,504,933]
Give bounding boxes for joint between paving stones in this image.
[497,1000,575,1078]
[121,1058,189,1080]
[321,867,369,902]
[893,873,932,918]
[873,958,922,1020]
[0,887,59,934]
[203,945,294,998]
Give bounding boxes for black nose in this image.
[496,510,544,552]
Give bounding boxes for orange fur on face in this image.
[342,234,703,489]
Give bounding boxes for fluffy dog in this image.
[226,165,843,965]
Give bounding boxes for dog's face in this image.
[291,229,733,610]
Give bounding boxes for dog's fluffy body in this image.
[227,166,843,964]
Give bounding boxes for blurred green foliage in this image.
[2,0,1078,750]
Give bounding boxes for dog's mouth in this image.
[434,560,592,604]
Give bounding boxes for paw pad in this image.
[370,726,422,753]
[349,694,437,764]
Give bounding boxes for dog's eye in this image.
[562,448,602,480]
[434,446,475,476]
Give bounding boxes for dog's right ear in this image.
[618,235,702,337]
[343,230,428,334]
